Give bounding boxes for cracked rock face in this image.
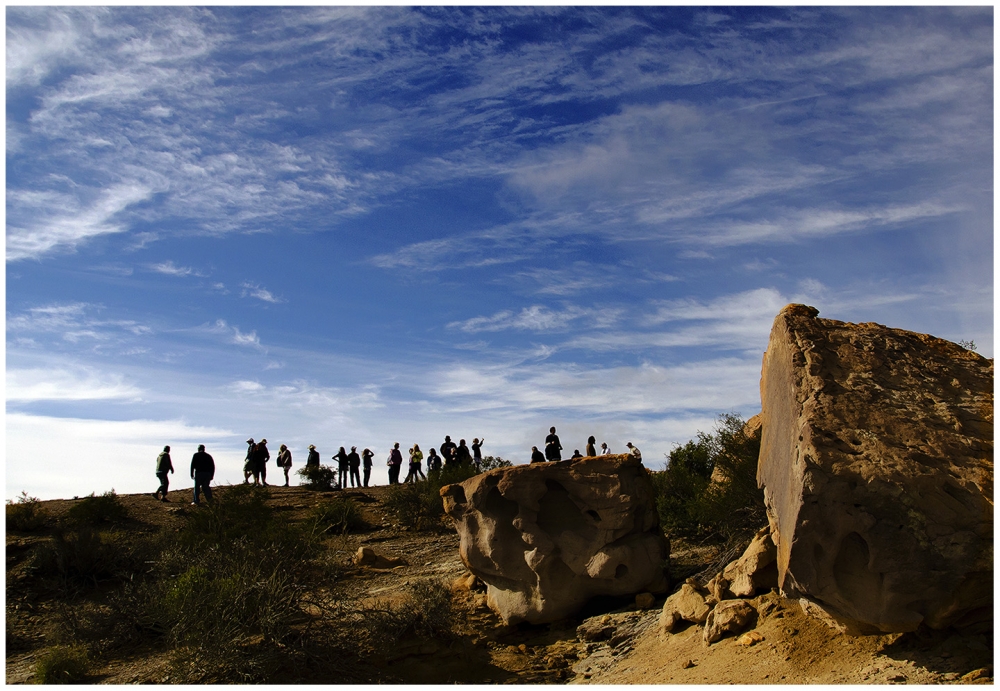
[758,304,993,634]
[441,454,669,624]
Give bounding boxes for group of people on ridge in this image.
[154,429,641,503]
[529,427,641,463]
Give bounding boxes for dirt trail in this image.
[6,484,994,684]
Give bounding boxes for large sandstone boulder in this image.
[758,304,993,634]
[441,454,669,624]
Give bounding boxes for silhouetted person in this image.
[586,436,597,457]
[571,449,583,460]
[154,445,173,501]
[545,427,562,461]
[362,448,374,487]
[427,448,442,472]
[626,442,642,460]
[530,446,545,464]
[348,446,361,488]
[244,438,256,483]
[440,436,457,465]
[472,437,485,471]
[388,443,403,484]
[277,444,292,487]
[306,444,320,468]
[254,439,270,486]
[190,444,215,505]
[333,446,349,489]
[456,439,472,465]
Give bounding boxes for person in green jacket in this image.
[154,445,174,501]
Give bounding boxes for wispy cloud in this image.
[149,260,203,277]
[7,367,143,402]
[7,302,153,342]
[240,282,283,304]
[448,304,621,334]
[209,319,266,352]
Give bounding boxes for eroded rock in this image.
[758,304,993,634]
[354,546,407,569]
[441,454,669,624]
[714,526,778,599]
[659,583,712,634]
[703,599,756,644]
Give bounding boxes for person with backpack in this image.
[347,446,362,488]
[254,438,271,486]
[154,445,174,501]
[333,447,349,489]
[387,443,403,484]
[456,439,472,465]
[362,448,374,487]
[244,438,256,483]
[277,444,292,487]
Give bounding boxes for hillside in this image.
[6,483,993,684]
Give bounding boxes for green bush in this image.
[34,645,89,684]
[385,463,477,529]
[66,490,129,527]
[296,464,338,491]
[6,491,47,531]
[478,455,513,472]
[652,413,765,544]
[307,497,366,535]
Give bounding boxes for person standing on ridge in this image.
[154,445,173,501]
[471,437,485,471]
[254,438,271,486]
[404,444,426,483]
[544,427,562,461]
[600,442,610,455]
[626,442,642,460]
[362,447,374,487]
[388,443,403,484]
[347,446,362,488]
[530,446,546,464]
[306,444,320,467]
[333,446,349,489]
[277,444,292,487]
[190,444,215,505]
[586,436,597,457]
[243,438,256,483]
[440,435,457,466]
[426,448,442,473]
[456,439,472,465]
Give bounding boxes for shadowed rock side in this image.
[758,304,993,635]
[441,454,669,625]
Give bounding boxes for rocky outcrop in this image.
[659,583,712,633]
[758,304,993,634]
[441,454,669,624]
[706,526,778,600]
[703,599,756,644]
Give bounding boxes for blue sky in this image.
[6,7,993,499]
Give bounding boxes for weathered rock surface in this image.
[703,599,757,644]
[707,525,778,600]
[441,454,669,624]
[758,304,993,634]
[659,583,712,634]
[354,546,407,569]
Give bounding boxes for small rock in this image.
[703,599,756,644]
[962,668,992,683]
[737,630,764,647]
[635,592,656,609]
[681,659,695,669]
[888,674,907,683]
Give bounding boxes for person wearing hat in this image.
[243,438,256,484]
[277,444,292,487]
[347,446,361,488]
[361,447,374,486]
[440,435,457,466]
[190,444,215,505]
[306,444,319,468]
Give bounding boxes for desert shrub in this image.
[178,483,275,548]
[34,644,89,684]
[65,490,129,527]
[352,581,454,648]
[307,497,366,535]
[478,455,513,472]
[6,491,47,531]
[652,413,765,544]
[385,463,477,529]
[296,464,338,491]
[33,527,158,592]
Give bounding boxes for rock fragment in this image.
[703,599,756,644]
[659,583,712,633]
